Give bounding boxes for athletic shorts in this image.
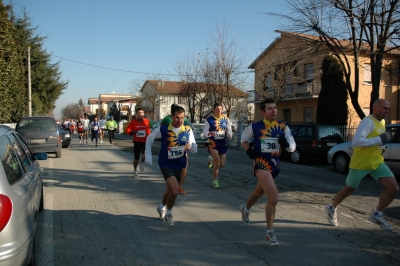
[133,141,146,160]
[84,127,89,132]
[208,139,228,155]
[160,168,182,183]
[346,163,394,188]
[253,157,280,179]
[78,128,84,133]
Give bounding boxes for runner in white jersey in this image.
[98,114,106,144]
[82,115,90,144]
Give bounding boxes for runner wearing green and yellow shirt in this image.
[105,116,118,146]
[161,104,191,195]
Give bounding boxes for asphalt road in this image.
[34,133,400,266]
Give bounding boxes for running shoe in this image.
[139,160,144,172]
[133,171,139,179]
[212,180,220,189]
[265,231,279,246]
[165,213,174,227]
[325,205,338,226]
[207,156,213,168]
[179,187,186,195]
[95,144,97,147]
[368,212,393,230]
[110,143,113,146]
[239,204,250,224]
[157,206,166,221]
[101,140,103,144]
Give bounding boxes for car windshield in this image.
[18,119,57,132]
[318,126,343,140]
[192,124,203,131]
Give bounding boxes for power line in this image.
[53,55,254,76]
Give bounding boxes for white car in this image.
[327,124,400,175]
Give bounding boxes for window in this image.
[282,109,291,123]
[10,134,31,173]
[364,63,372,84]
[265,72,272,89]
[0,136,23,185]
[304,107,314,122]
[304,63,314,81]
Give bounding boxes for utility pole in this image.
[27,46,32,117]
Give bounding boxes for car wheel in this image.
[39,185,44,212]
[333,152,350,174]
[56,150,61,158]
[290,150,302,163]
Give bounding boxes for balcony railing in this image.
[248,81,321,102]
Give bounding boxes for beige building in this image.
[249,31,400,126]
[87,94,136,118]
[140,80,247,122]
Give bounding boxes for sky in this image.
[9,0,290,118]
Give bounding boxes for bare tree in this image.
[270,0,400,119]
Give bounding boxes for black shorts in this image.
[133,141,146,160]
[160,168,182,183]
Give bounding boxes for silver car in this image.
[191,123,207,145]
[0,125,47,265]
[327,124,400,175]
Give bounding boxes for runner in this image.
[77,117,85,143]
[145,105,197,227]
[161,103,191,195]
[69,119,76,137]
[325,99,399,230]
[82,115,90,144]
[202,103,232,189]
[99,114,106,144]
[126,108,150,178]
[90,117,100,147]
[240,98,296,246]
[105,116,117,146]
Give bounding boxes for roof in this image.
[141,80,246,97]
[87,98,98,104]
[249,30,400,69]
[98,94,133,103]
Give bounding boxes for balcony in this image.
[248,81,321,102]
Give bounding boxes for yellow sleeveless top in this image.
[349,116,385,170]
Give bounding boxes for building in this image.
[139,79,247,123]
[248,31,400,125]
[87,93,136,119]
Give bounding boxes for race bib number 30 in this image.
[260,138,279,153]
[136,130,146,138]
[214,131,225,140]
[168,146,185,159]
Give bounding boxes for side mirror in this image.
[35,153,48,160]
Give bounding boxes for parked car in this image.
[191,123,207,145]
[281,123,345,163]
[58,126,71,148]
[0,125,48,265]
[15,116,62,158]
[327,124,400,175]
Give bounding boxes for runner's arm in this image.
[203,120,210,137]
[188,128,197,153]
[352,118,381,147]
[241,125,254,151]
[145,127,161,165]
[284,126,296,152]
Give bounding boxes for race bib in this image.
[168,146,185,159]
[136,130,145,138]
[93,126,98,130]
[214,131,226,140]
[78,124,83,129]
[260,138,279,153]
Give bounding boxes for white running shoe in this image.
[368,212,393,230]
[133,171,139,179]
[325,205,338,226]
[139,160,144,172]
[157,206,166,221]
[265,231,279,246]
[165,213,174,227]
[239,204,250,224]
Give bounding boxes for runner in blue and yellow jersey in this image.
[202,103,232,189]
[240,98,296,246]
[325,99,398,231]
[145,105,197,227]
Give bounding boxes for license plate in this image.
[31,139,46,144]
[327,143,337,147]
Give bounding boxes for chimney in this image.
[157,79,164,87]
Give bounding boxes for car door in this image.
[384,127,400,176]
